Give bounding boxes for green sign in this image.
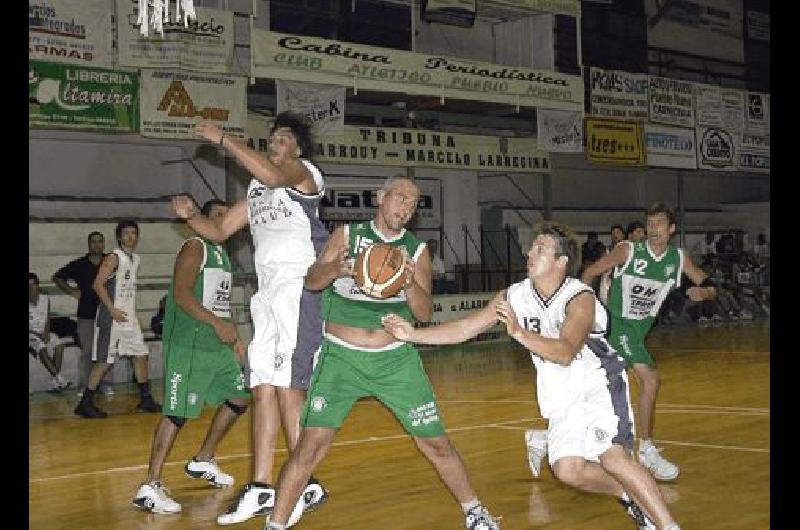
[29,60,139,132]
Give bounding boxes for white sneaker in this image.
[133,481,182,514]
[465,505,501,530]
[711,314,723,323]
[739,309,753,320]
[638,442,680,481]
[524,429,548,478]
[217,483,274,525]
[619,497,657,529]
[185,457,234,488]
[697,316,710,325]
[301,477,329,512]
[46,378,62,393]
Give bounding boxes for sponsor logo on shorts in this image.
[619,335,631,355]
[188,393,198,406]
[408,401,440,428]
[275,352,285,370]
[310,396,327,412]
[593,427,608,442]
[235,373,245,391]
[169,372,182,410]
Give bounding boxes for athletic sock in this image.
[461,498,481,514]
[620,491,630,502]
[266,523,286,530]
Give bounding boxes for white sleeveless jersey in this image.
[29,294,49,335]
[506,277,624,419]
[96,248,140,330]
[247,159,328,272]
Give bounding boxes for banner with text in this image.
[252,30,584,111]
[276,80,345,134]
[696,126,737,171]
[738,130,769,173]
[536,109,584,152]
[744,92,769,133]
[649,76,695,128]
[29,60,138,132]
[117,2,236,74]
[644,124,697,169]
[245,116,549,172]
[585,117,646,166]
[29,0,112,66]
[419,293,506,342]
[140,70,246,139]
[320,176,441,229]
[721,88,745,131]
[589,67,649,120]
[486,0,580,17]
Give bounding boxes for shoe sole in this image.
[216,508,271,526]
[132,499,181,514]
[184,468,233,489]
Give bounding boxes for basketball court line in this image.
[29,415,768,484]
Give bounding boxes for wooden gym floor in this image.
[30,320,769,529]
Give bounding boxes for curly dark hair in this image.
[115,220,139,245]
[271,112,314,160]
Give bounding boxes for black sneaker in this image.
[619,498,656,529]
[302,476,329,512]
[137,395,161,413]
[74,398,108,419]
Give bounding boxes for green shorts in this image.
[162,342,250,419]
[301,337,446,438]
[608,319,656,369]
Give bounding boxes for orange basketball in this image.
[353,242,407,299]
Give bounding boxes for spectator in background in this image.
[53,231,113,396]
[626,221,645,242]
[580,232,606,293]
[29,273,74,393]
[427,238,456,294]
[691,232,716,265]
[753,234,770,262]
[610,224,626,248]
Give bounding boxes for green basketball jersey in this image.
[163,237,233,352]
[607,240,684,330]
[322,221,426,329]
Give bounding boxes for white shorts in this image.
[546,369,635,466]
[93,323,148,363]
[246,277,322,390]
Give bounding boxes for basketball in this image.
[353,242,407,299]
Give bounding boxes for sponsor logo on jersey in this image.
[188,393,198,406]
[311,395,327,412]
[665,264,675,277]
[169,372,183,410]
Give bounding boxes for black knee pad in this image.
[224,400,248,415]
[166,415,187,428]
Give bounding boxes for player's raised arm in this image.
[498,290,594,366]
[172,195,247,244]
[582,241,631,286]
[382,291,505,345]
[305,226,351,291]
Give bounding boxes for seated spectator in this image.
[427,239,457,294]
[691,232,716,265]
[626,220,645,242]
[29,273,74,393]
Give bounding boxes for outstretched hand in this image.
[172,194,199,220]
[194,121,223,145]
[381,313,415,341]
